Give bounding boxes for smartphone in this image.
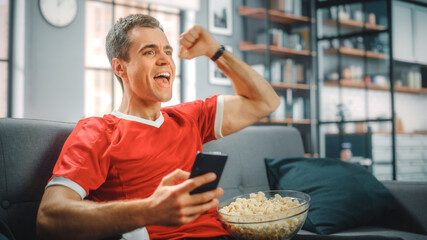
[189,151,228,195]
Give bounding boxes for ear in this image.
[112,58,128,82]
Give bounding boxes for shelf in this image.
[324,80,427,94]
[394,86,427,94]
[324,80,389,90]
[319,118,392,124]
[323,19,385,31]
[324,47,388,59]
[374,130,427,135]
[260,118,311,125]
[239,6,314,25]
[271,82,311,90]
[271,118,311,124]
[240,41,315,57]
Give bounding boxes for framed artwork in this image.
[209,0,232,35]
[209,45,232,86]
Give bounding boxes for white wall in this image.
[12,0,85,122]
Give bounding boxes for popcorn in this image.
[218,191,308,240]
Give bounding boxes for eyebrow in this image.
[138,44,173,53]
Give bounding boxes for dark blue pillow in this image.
[264,157,397,235]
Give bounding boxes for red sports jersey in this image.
[48,95,230,239]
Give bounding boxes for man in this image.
[37,14,280,240]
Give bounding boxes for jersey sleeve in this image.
[194,95,224,143]
[169,95,224,144]
[48,117,112,198]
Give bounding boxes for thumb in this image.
[179,47,191,59]
[160,169,190,186]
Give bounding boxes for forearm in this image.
[37,188,148,240]
[214,50,280,115]
[37,171,222,240]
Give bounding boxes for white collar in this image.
[111,110,164,128]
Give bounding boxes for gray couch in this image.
[0,118,426,240]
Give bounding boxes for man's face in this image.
[121,27,176,104]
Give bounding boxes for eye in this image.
[144,50,155,55]
[165,50,173,56]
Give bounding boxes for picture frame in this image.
[209,45,232,86]
[209,0,232,36]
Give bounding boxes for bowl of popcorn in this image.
[217,190,310,240]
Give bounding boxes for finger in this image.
[179,172,217,194]
[190,187,224,205]
[188,29,199,41]
[161,169,190,186]
[179,47,190,59]
[181,33,197,44]
[181,28,200,46]
[182,198,220,217]
[182,25,202,38]
[179,38,194,49]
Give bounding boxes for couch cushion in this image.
[381,181,427,235]
[314,226,425,240]
[264,157,397,235]
[0,118,75,239]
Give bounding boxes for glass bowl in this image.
[217,190,310,240]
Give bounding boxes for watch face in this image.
[40,0,78,27]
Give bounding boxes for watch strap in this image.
[211,45,225,62]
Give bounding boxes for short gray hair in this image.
[106,14,164,85]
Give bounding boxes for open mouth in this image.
[154,72,171,88]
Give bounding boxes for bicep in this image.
[221,95,266,136]
[40,185,82,206]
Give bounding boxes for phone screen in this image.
[189,151,228,195]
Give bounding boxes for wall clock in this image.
[39,0,78,28]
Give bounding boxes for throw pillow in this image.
[264,157,397,235]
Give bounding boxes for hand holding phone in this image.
[189,151,228,195]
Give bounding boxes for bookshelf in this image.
[315,0,398,180]
[240,0,315,155]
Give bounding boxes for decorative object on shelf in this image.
[338,5,351,20]
[39,0,78,28]
[368,13,376,25]
[335,103,350,132]
[327,72,339,81]
[354,36,364,50]
[209,45,232,85]
[354,10,363,22]
[340,142,353,161]
[270,0,303,16]
[209,0,232,35]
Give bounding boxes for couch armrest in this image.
[378,181,427,235]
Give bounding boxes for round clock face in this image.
[39,0,78,27]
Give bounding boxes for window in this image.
[85,0,182,117]
[0,0,10,117]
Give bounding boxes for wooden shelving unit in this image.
[239,41,315,57]
[260,118,311,125]
[324,47,388,59]
[240,2,315,155]
[323,19,385,31]
[271,82,311,90]
[239,6,314,25]
[324,80,427,94]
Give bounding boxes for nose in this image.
[156,51,173,66]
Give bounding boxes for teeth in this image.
[155,72,170,78]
